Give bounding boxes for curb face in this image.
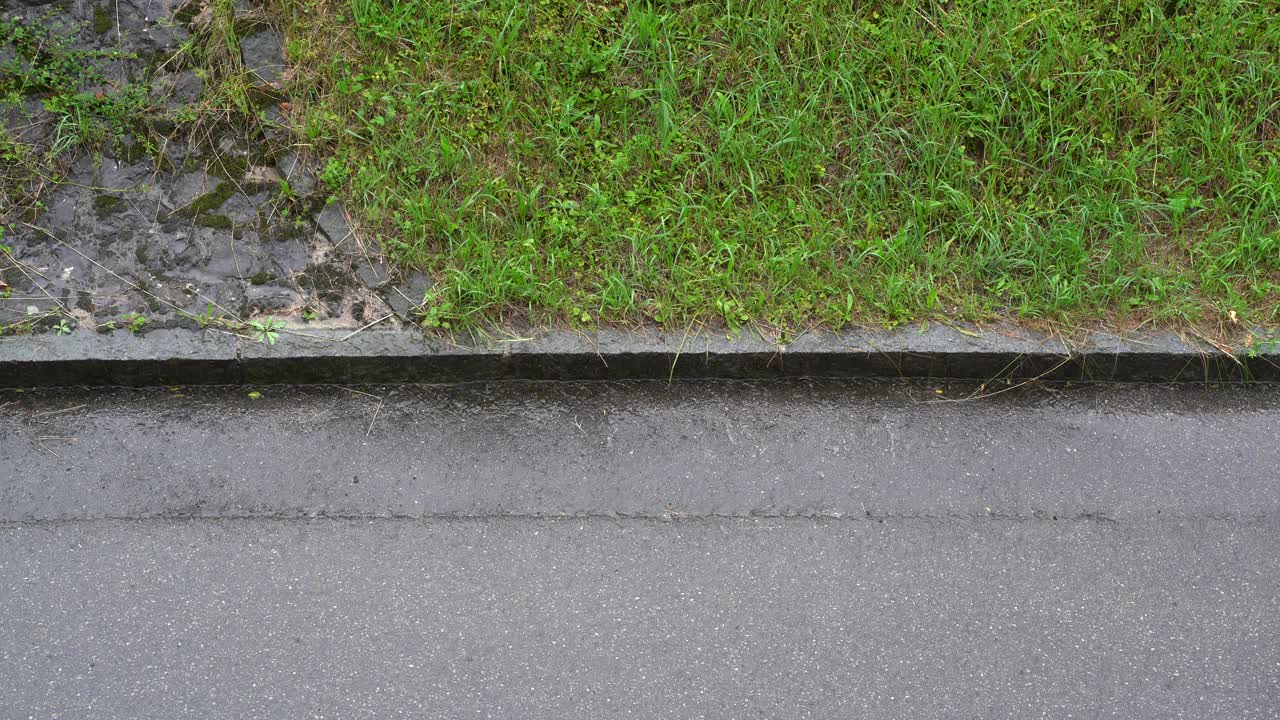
[0,325,1275,387]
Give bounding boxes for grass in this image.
[272,0,1280,333]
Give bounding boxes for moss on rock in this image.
[185,182,235,215]
[93,5,113,34]
[94,194,124,217]
[196,213,233,230]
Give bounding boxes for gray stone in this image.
[97,158,154,188]
[315,201,352,243]
[157,69,204,107]
[267,237,311,278]
[355,256,390,289]
[219,192,267,224]
[239,29,284,85]
[3,98,47,141]
[195,231,255,277]
[0,0,380,336]
[163,171,219,209]
[242,164,283,190]
[245,284,301,313]
[381,271,433,317]
[274,152,318,197]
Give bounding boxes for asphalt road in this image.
[2,380,1279,718]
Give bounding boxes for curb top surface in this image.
[0,324,1276,386]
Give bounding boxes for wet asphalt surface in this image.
[2,380,1279,718]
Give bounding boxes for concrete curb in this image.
[1,324,1277,387]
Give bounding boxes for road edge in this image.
[1,324,1276,386]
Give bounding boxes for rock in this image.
[355,256,390,289]
[240,30,284,85]
[116,0,189,52]
[156,69,204,109]
[242,164,283,189]
[267,237,310,277]
[175,70,204,102]
[380,271,433,318]
[315,202,351,243]
[275,152,318,197]
[97,158,154,188]
[218,192,268,224]
[4,100,52,145]
[244,284,300,313]
[216,135,250,156]
[163,171,219,210]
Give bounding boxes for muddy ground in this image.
[1,0,429,337]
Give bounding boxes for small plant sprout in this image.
[121,313,148,334]
[249,317,285,345]
[1245,332,1280,360]
[191,303,235,330]
[53,318,72,335]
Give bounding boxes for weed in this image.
[1246,332,1280,359]
[417,288,457,330]
[122,313,148,334]
[249,316,284,344]
[169,0,278,137]
[188,302,224,329]
[6,0,1277,333]
[184,304,286,344]
[52,318,72,336]
[0,307,61,336]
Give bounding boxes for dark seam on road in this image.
[0,512,1274,527]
